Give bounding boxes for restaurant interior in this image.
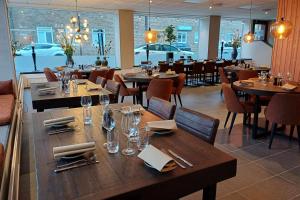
[1,0,300,199]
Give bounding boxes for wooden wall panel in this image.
[272,0,300,81]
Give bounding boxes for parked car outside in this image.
[173,43,192,51]
[15,43,65,56]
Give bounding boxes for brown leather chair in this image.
[159,63,170,72]
[219,68,230,96]
[146,79,173,107]
[222,83,259,135]
[237,70,258,80]
[172,73,186,107]
[88,69,108,83]
[265,93,300,149]
[114,74,139,104]
[106,69,115,80]
[0,80,15,125]
[175,107,220,145]
[203,61,216,84]
[173,63,184,74]
[148,97,176,120]
[0,143,4,182]
[70,70,83,79]
[105,80,120,104]
[96,76,107,88]
[44,68,58,82]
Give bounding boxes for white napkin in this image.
[239,80,254,86]
[120,105,145,114]
[38,87,57,95]
[166,71,176,75]
[77,80,87,85]
[53,142,96,159]
[38,87,57,92]
[138,145,173,172]
[152,73,160,78]
[87,85,102,91]
[43,116,75,127]
[281,83,297,91]
[146,120,177,131]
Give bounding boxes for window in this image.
[37,27,53,43]
[92,29,106,46]
[162,45,178,52]
[194,32,199,44]
[177,32,187,44]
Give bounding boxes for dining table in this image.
[123,72,179,105]
[232,79,300,138]
[30,79,111,112]
[20,104,237,200]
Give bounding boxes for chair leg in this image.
[121,96,124,103]
[224,112,231,128]
[297,125,300,149]
[243,113,247,125]
[265,120,269,134]
[220,88,223,97]
[269,123,277,149]
[147,99,149,108]
[289,125,295,140]
[228,113,237,135]
[133,95,136,104]
[178,95,183,107]
[173,94,177,105]
[247,113,251,125]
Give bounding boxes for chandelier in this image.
[66,0,89,43]
[243,0,255,43]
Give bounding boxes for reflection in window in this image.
[194,32,199,44]
[177,32,187,44]
[37,27,53,43]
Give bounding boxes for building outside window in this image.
[36,27,53,43]
[194,32,199,44]
[177,32,187,44]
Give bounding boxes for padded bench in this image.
[0,80,15,126]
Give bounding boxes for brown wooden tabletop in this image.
[21,104,236,200]
[224,66,270,73]
[123,72,178,83]
[30,80,111,112]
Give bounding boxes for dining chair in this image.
[105,80,121,104]
[148,97,176,120]
[114,74,139,104]
[70,70,83,79]
[219,68,230,96]
[96,76,107,88]
[88,69,108,83]
[203,61,216,84]
[106,69,115,80]
[0,143,4,182]
[44,68,58,82]
[173,63,184,74]
[265,93,300,149]
[159,63,170,72]
[146,79,173,107]
[237,70,258,80]
[191,62,203,86]
[222,83,259,135]
[172,73,186,107]
[175,107,220,145]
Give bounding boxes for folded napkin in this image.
[77,80,87,85]
[38,87,57,92]
[53,142,96,159]
[138,145,175,172]
[43,116,75,127]
[239,80,254,87]
[281,83,297,91]
[86,85,102,91]
[124,72,137,77]
[120,104,145,114]
[166,71,176,75]
[38,87,57,96]
[152,73,160,78]
[146,120,177,131]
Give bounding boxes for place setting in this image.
[43,116,78,135]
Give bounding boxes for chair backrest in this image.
[173,73,186,95]
[70,70,83,79]
[88,69,108,83]
[203,62,216,73]
[106,69,115,80]
[219,68,230,84]
[114,74,129,96]
[193,62,203,74]
[105,80,120,103]
[96,76,107,88]
[0,80,13,95]
[266,93,300,125]
[148,97,176,120]
[159,63,170,72]
[222,83,244,113]
[237,70,258,80]
[0,143,4,183]
[175,107,219,145]
[146,79,173,101]
[44,68,58,82]
[173,63,184,74]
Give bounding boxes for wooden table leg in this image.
[203,184,216,200]
[252,95,260,139]
[138,84,143,106]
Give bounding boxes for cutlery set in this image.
[162,148,193,169]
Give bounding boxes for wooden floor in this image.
[21,84,300,200]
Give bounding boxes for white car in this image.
[134,43,194,64]
[16,43,65,56]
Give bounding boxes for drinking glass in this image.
[131,109,141,142]
[137,126,150,151]
[81,96,92,125]
[102,112,118,153]
[81,95,92,107]
[71,74,78,93]
[121,107,136,156]
[99,93,110,108]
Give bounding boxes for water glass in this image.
[107,129,119,154]
[64,79,70,94]
[71,74,78,93]
[83,106,92,125]
[99,93,110,108]
[121,109,136,156]
[137,126,150,151]
[81,95,92,107]
[131,110,141,142]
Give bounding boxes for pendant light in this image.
[270,0,292,39]
[144,0,158,44]
[243,0,255,43]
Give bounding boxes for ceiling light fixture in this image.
[209,0,213,10]
[270,1,293,39]
[144,0,158,44]
[243,0,255,43]
[66,0,89,43]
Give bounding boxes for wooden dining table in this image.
[31,80,111,112]
[20,104,237,200]
[233,79,300,138]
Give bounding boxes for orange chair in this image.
[265,93,300,149]
[148,97,176,120]
[0,80,15,125]
[70,70,83,79]
[222,83,259,134]
[0,143,4,182]
[172,73,186,107]
[44,68,58,82]
[219,68,230,96]
[146,79,173,107]
[88,69,108,83]
[106,69,115,80]
[237,70,258,80]
[96,76,107,88]
[114,74,139,104]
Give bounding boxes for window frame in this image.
[36,27,53,43]
[177,31,188,44]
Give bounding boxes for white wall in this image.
[241,41,273,66]
[198,18,209,59]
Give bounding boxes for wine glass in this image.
[71,74,78,92]
[81,95,92,107]
[81,96,92,125]
[99,93,110,108]
[121,108,136,156]
[102,109,117,152]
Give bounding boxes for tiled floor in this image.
[22,80,300,200]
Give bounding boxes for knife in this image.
[161,149,186,169]
[168,149,193,167]
[54,160,99,173]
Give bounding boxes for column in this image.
[116,10,134,69]
[0,0,16,81]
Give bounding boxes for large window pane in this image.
[9,7,117,75]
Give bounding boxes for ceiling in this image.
[8,0,278,20]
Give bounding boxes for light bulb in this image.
[270,18,293,39]
[243,32,255,43]
[83,34,88,41]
